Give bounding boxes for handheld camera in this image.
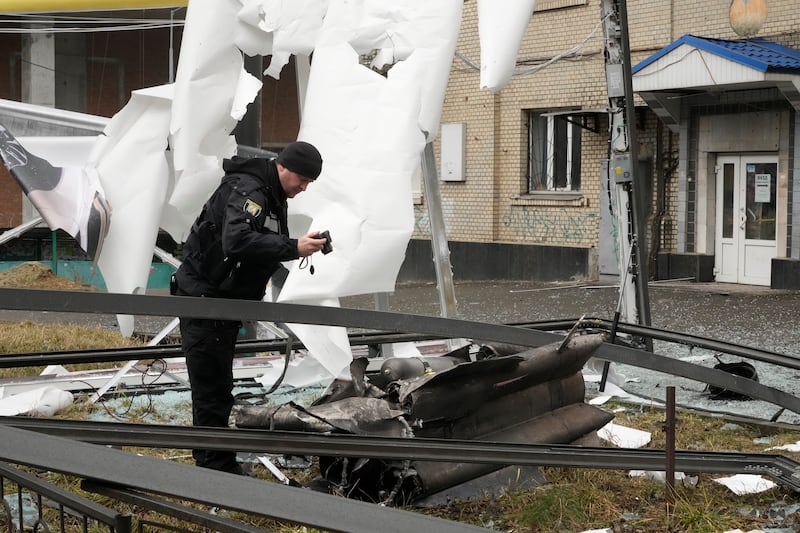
[318,230,333,254]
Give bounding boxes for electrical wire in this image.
[0,12,184,34]
[454,12,611,79]
[73,358,169,422]
[0,15,182,24]
[513,13,609,78]
[0,22,182,33]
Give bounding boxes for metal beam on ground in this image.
[4,418,800,493]
[1,316,797,371]
[0,423,490,533]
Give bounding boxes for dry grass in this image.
[0,263,142,378]
[0,320,141,374]
[0,261,93,290]
[416,406,800,532]
[0,318,136,354]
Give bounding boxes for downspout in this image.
[649,125,664,276]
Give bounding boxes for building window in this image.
[527,110,582,192]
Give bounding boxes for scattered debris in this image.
[629,470,699,488]
[237,333,613,504]
[766,441,800,452]
[714,474,777,495]
[0,386,73,416]
[709,359,760,400]
[597,421,651,448]
[722,423,744,431]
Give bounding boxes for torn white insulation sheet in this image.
[273,0,463,377]
[88,0,260,333]
[166,0,253,242]
[477,0,537,92]
[90,85,173,336]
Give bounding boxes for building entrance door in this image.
[714,155,778,285]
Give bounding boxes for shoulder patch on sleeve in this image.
[243,198,263,217]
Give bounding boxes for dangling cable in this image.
[262,334,296,394]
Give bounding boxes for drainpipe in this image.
[649,125,664,276]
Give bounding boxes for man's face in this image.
[277,163,315,198]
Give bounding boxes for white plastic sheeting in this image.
[0,386,73,416]
[273,1,462,376]
[477,0,536,92]
[597,421,651,448]
[89,86,174,334]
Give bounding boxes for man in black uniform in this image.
[172,141,327,474]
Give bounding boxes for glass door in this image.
[715,155,778,285]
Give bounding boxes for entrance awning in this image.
[632,35,800,131]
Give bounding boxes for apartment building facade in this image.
[417,0,800,288]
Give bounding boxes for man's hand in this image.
[297,231,328,257]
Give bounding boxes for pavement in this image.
[3,278,800,423]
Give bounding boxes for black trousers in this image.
[179,316,241,473]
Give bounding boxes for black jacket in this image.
[174,156,298,300]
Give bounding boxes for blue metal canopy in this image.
[633,34,800,75]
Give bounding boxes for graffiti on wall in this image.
[502,206,597,245]
[411,204,596,245]
[414,207,431,236]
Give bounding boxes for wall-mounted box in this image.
[440,123,465,182]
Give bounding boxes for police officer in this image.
[172,141,327,474]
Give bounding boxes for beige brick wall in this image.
[415,0,800,257]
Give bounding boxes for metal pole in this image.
[51,230,57,273]
[373,291,394,357]
[665,385,676,520]
[600,0,652,336]
[0,216,43,246]
[420,142,458,319]
[617,0,652,329]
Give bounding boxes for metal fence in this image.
[0,462,131,533]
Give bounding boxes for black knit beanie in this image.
[276,141,323,180]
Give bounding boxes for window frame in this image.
[527,109,583,193]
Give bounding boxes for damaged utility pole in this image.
[600,0,652,332]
